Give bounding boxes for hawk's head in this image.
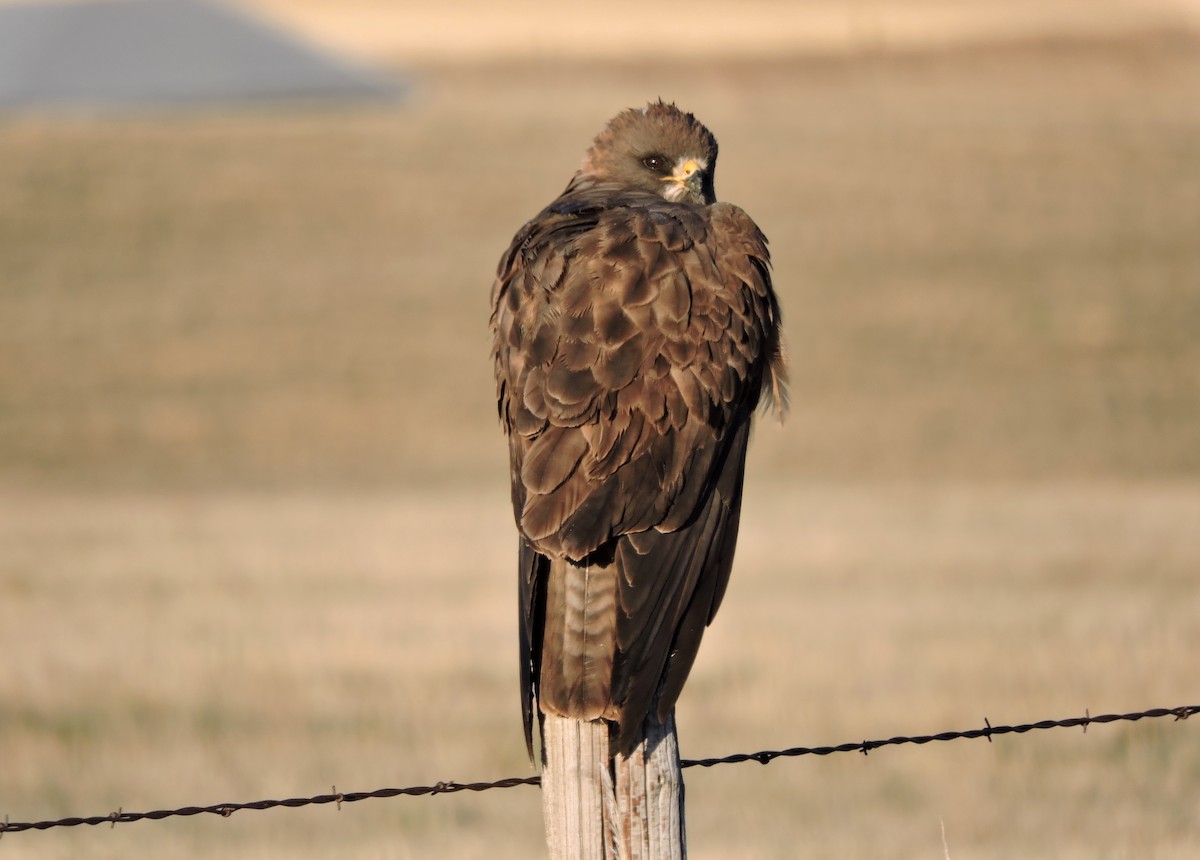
[580,100,719,205]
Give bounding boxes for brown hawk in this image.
[491,101,786,757]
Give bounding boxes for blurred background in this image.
[1,0,1198,857]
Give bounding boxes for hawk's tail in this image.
[538,556,620,723]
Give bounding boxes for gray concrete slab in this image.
[0,0,403,113]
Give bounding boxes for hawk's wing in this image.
[492,183,784,756]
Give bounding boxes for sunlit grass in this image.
[1,486,1197,857]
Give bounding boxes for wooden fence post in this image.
[541,708,686,859]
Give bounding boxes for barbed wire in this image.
[1,703,1194,837]
[680,704,1195,768]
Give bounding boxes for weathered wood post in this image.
[541,708,685,859]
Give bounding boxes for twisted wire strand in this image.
[2,704,1194,836]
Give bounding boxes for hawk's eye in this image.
[641,154,670,175]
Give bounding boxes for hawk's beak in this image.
[659,158,706,201]
[661,159,703,187]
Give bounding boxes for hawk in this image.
[491,101,786,757]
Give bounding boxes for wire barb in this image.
[0,704,1195,836]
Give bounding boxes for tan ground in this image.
[1,487,1198,858]
[1,17,1199,860]
[4,0,1199,61]
[241,0,1200,62]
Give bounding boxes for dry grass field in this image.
[2,12,1200,859]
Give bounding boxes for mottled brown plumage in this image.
[491,101,786,757]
